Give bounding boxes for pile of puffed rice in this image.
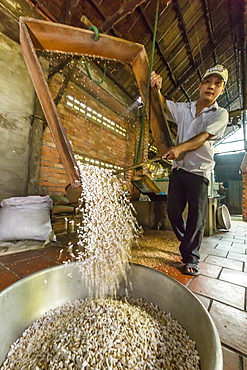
[0,297,200,369]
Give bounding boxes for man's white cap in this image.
[202,65,228,84]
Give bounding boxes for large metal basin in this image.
[0,263,222,369]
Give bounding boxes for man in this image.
[150,65,229,275]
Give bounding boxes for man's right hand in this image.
[150,71,162,90]
[162,145,183,160]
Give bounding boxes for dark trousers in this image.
[167,169,209,264]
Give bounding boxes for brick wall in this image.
[38,76,137,196]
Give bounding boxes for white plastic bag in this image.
[0,196,54,241]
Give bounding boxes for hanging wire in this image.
[88,25,100,41]
[83,56,107,85]
[135,0,160,165]
[83,26,107,85]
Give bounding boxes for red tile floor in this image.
[0,215,246,369]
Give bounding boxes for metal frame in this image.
[19,17,173,187]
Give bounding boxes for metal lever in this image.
[113,157,164,175]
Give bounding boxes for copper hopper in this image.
[19,18,173,188]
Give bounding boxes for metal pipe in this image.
[113,156,171,175]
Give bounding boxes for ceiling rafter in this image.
[83,0,145,99]
[99,0,148,33]
[48,56,73,80]
[200,0,231,107]
[24,0,57,22]
[138,5,190,101]
[201,0,218,64]
[84,0,191,101]
[167,26,239,101]
[85,0,123,38]
[201,0,237,111]
[10,0,244,117]
[22,1,138,102]
[172,0,201,81]
[63,0,80,24]
[138,6,177,83]
[239,0,247,110]
[226,0,242,110]
[43,0,143,100]
[54,56,80,105]
[232,32,243,110]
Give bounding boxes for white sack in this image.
[0,196,53,241]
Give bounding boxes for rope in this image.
[83,26,107,85]
[89,25,100,41]
[83,57,107,85]
[135,0,160,165]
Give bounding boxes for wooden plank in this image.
[19,17,174,186]
[20,19,80,188]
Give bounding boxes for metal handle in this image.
[113,157,164,175]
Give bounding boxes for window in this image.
[214,126,244,154]
[66,95,126,137]
[75,154,122,172]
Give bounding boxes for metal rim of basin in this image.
[0,262,223,369]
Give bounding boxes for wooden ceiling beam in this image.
[21,0,243,114]
[239,0,247,110]
[24,0,57,22]
[138,5,181,93]
[172,0,201,81]
[26,0,140,102]
[63,0,80,24]
[20,17,174,186]
[200,0,231,107]
[99,0,148,33]
[201,0,218,64]
[231,26,243,110]
[48,56,73,80]
[54,56,80,105]
[180,86,191,101]
[226,0,242,109]
[138,2,201,102]
[85,0,187,101]
[167,29,239,100]
[85,0,121,38]
[83,0,139,99]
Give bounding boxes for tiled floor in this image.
[0,216,246,369]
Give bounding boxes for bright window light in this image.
[75,154,122,171]
[65,95,126,137]
[214,126,244,154]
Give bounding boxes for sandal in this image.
[183,263,200,276]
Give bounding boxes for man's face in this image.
[198,74,225,104]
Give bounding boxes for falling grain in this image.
[70,164,141,297]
